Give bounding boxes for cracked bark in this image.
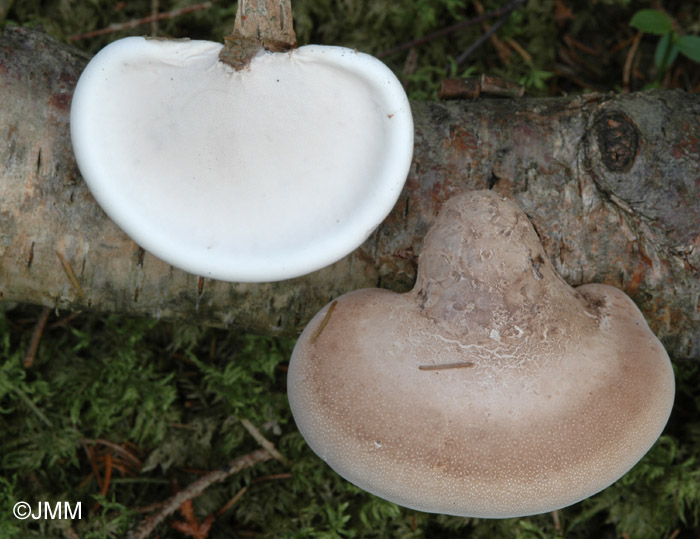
[1,26,699,360]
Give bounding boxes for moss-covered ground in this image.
[2,1,700,537]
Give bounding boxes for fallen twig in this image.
[215,485,248,517]
[129,418,287,538]
[551,509,561,532]
[23,306,51,367]
[240,418,288,465]
[68,2,214,42]
[378,0,526,58]
[472,0,512,65]
[452,8,510,68]
[170,498,214,539]
[623,32,643,91]
[150,0,159,37]
[55,250,85,300]
[91,453,113,513]
[81,439,104,492]
[82,438,143,468]
[128,448,272,539]
[309,300,338,344]
[47,311,82,330]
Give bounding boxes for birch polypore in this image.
[70,37,412,282]
[288,190,675,518]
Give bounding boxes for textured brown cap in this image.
[287,190,675,518]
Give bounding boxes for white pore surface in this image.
[70,37,413,282]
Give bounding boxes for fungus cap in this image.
[70,37,413,282]
[288,190,675,518]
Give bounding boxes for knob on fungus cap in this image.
[70,37,412,282]
[287,190,675,518]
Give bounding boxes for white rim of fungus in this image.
[70,37,413,282]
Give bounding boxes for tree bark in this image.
[1,26,699,360]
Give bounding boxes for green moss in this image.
[6,0,699,95]
[1,305,699,537]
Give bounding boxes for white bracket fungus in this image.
[288,190,675,518]
[70,38,412,282]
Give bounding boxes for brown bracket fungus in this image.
[288,190,675,518]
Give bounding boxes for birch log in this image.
[1,26,699,360]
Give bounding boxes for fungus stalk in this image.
[219,0,297,70]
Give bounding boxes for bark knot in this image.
[594,111,640,173]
